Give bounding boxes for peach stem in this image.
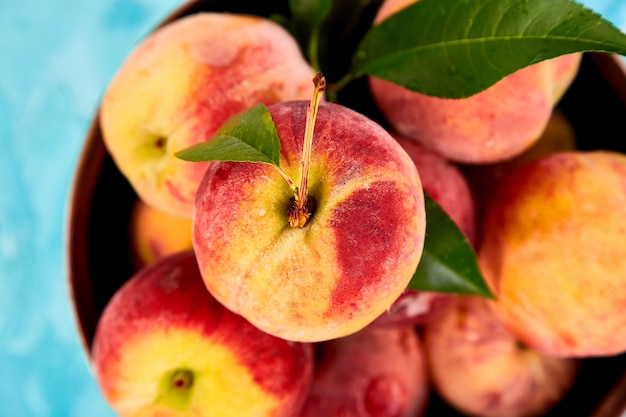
[289,72,326,228]
[297,73,326,205]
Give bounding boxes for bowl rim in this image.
[64,0,626,414]
[64,0,222,357]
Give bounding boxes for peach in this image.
[368,0,582,164]
[128,198,192,270]
[100,12,316,217]
[92,250,313,417]
[299,325,430,417]
[422,295,579,417]
[192,100,425,342]
[478,150,626,357]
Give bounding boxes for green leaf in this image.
[352,0,626,98]
[408,192,494,298]
[175,104,281,166]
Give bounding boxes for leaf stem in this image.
[308,28,322,73]
[277,166,297,191]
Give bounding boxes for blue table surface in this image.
[1,1,626,416]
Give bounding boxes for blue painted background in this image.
[1,1,625,416]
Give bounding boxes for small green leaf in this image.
[175,104,281,166]
[352,0,626,98]
[408,192,494,298]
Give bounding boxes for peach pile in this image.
[87,2,626,417]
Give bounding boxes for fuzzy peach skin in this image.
[192,100,425,343]
[299,325,430,417]
[128,198,193,270]
[423,295,579,417]
[372,134,477,327]
[368,0,582,164]
[92,250,313,417]
[478,151,626,357]
[100,12,316,218]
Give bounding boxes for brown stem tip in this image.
[288,195,317,228]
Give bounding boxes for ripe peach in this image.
[423,295,579,417]
[92,250,313,417]
[299,325,429,417]
[128,198,192,270]
[100,12,316,217]
[478,151,626,357]
[193,100,425,342]
[368,0,582,164]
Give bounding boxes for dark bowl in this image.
[66,1,626,416]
